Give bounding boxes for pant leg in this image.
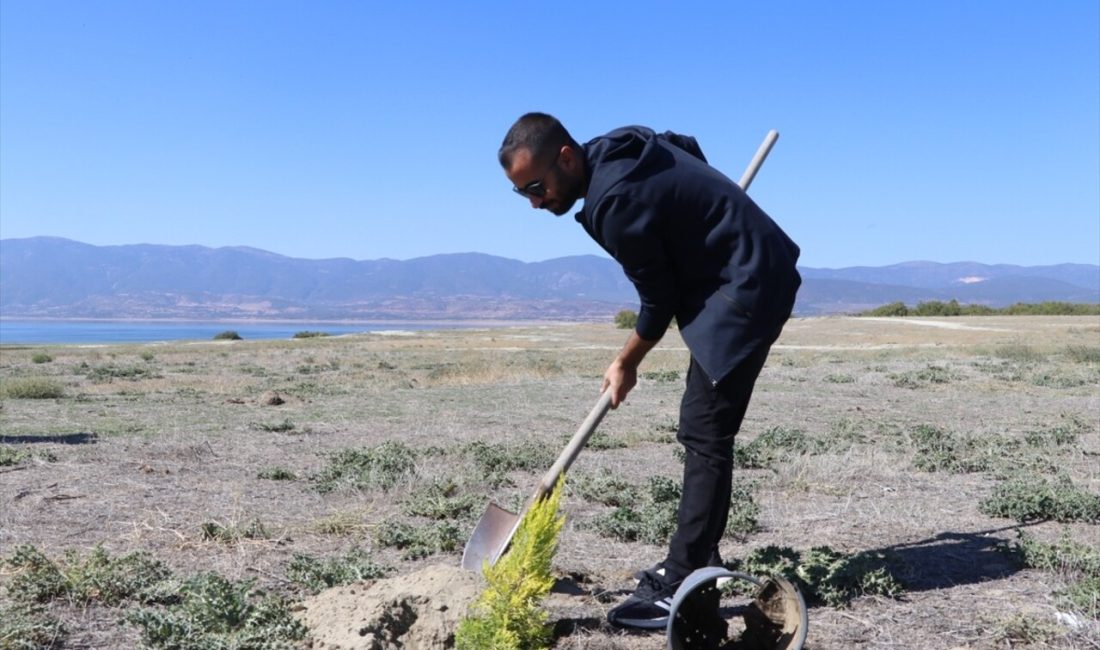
[662,345,771,581]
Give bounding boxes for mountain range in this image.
[1,237,1096,320]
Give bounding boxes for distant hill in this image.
[1,237,1096,320]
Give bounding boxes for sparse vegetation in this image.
[1,317,1096,648]
[252,418,297,433]
[402,479,479,520]
[0,446,32,466]
[860,300,1100,316]
[613,309,638,329]
[285,548,391,593]
[3,544,171,606]
[732,544,904,607]
[890,364,956,388]
[1063,344,1100,363]
[79,362,160,383]
[463,440,556,486]
[1,377,65,399]
[980,475,1100,523]
[374,520,463,559]
[257,466,297,480]
[200,519,272,543]
[0,601,66,648]
[125,573,307,649]
[734,426,826,469]
[1007,531,1099,619]
[312,441,419,493]
[292,331,332,338]
[586,475,759,545]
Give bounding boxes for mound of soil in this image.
[297,564,484,649]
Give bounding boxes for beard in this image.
[544,167,584,216]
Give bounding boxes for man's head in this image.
[499,112,585,216]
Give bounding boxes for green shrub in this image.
[734,544,903,607]
[641,369,680,382]
[252,419,296,433]
[1064,344,1100,363]
[734,427,823,469]
[256,466,297,480]
[993,344,1044,363]
[613,309,638,329]
[463,441,556,487]
[313,441,419,493]
[402,480,479,520]
[213,330,243,340]
[80,363,160,383]
[980,476,1100,523]
[456,478,564,650]
[570,470,640,508]
[284,548,391,593]
[139,350,156,362]
[1008,532,1099,618]
[31,352,53,364]
[859,301,1100,317]
[863,301,909,317]
[3,544,171,606]
[0,447,32,467]
[374,521,462,559]
[125,573,307,649]
[0,601,66,648]
[200,519,271,543]
[587,476,681,545]
[292,331,331,338]
[582,431,628,451]
[891,365,956,388]
[994,614,1061,645]
[725,479,761,538]
[2,377,65,399]
[1024,424,1079,447]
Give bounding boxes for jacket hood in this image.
[582,126,707,208]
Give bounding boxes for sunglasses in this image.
[512,150,562,199]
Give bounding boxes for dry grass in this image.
[1,316,1098,648]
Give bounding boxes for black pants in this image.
[662,345,771,582]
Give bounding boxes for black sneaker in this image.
[632,551,725,582]
[607,569,680,630]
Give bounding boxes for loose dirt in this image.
[297,564,483,650]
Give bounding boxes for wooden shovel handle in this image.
[533,391,613,499]
[738,129,779,191]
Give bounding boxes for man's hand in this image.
[602,330,660,408]
[601,358,638,408]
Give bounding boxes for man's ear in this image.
[559,145,580,173]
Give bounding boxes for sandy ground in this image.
[1,315,1098,649]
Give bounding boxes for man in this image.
[499,112,801,630]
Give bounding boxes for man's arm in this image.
[602,330,660,408]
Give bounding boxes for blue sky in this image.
[1,1,1097,268]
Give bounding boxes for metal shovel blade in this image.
[460,501,520,571]
[461,391,612,572]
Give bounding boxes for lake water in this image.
[0,319,488,345]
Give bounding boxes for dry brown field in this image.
[1,315,1098,649]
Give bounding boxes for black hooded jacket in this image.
[575,126,801,383]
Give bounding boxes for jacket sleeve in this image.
[590,194,676,341]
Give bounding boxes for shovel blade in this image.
[461,501,521,571]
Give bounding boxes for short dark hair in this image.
[499,112,579,169]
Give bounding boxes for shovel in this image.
[462,129,781,572]
[461,390,613,571]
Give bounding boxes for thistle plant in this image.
[456,477,566,650]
